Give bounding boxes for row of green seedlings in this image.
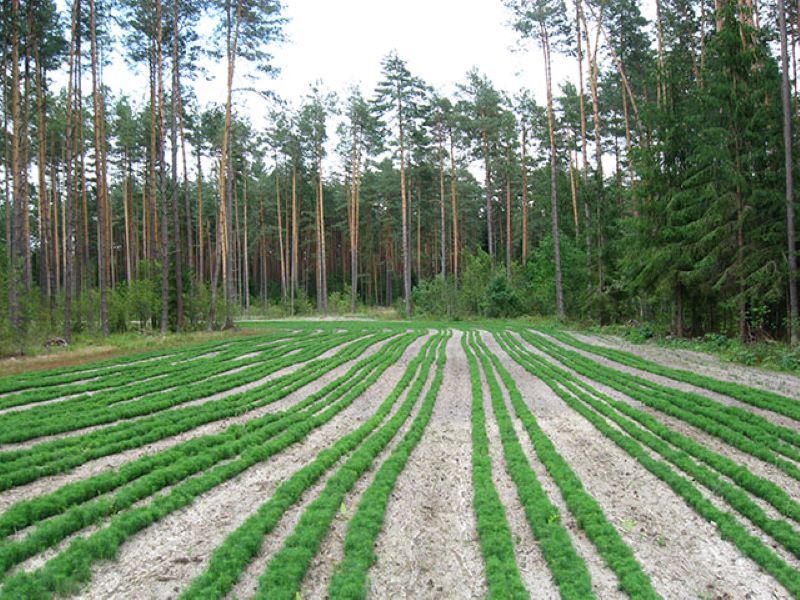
[521,332,800,481]
[497,330,800,598]
[0,331,424,598]
[0,329,415,565]
[325,334,448,599]
[0,335,242,408]
[0,329,317,411]
[0,335,247,395]
[0,330,394,493]
[545,332,800,455]
[180,331,447,600]
[467,330,660,600]
[0,329,357,450]
[516,332,800,522]
[0,330,360,445]
[506,331,800,563]
[548,330,800,422]
[0,329,339,430]
[254,332,448,600]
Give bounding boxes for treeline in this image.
[1,0,798,351]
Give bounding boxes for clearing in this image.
[0,321,798,599]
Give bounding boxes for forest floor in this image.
[0,321,797,599]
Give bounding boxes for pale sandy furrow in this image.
[480,332,623,599]
[489,333,786,599]
[0,336,387,513]
[513,333,800,502]
[368,331,487,600]
[569,332,800,401]
[70,334,429,600]
[297,336,438,599]
[537,331,800,430]
[476,352,564,599]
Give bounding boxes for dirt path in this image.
[72,334,429,600]
[368,331,486,600]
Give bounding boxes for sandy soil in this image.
[0,334,372,455]
[368,332,487,600]
[0,335,390,514]
[514,333,800,502]
[480,333,623,600]
[488,332,789,599]
[4,325,799,600]
[296,339,437,599]
[570,331,800,401]
[477,354,564,599]
[71,334,429,600]
[539,331,800,431]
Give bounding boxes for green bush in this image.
[412,276,458,319]
[458,250,493,316]
[480,274,520,318]
[525,234,587,318]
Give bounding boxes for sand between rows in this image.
[368,331,487,600]
[0,335,389,514]
[487,332,787,599]
[72,333,430,600]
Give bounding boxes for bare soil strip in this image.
[0,336,386,514]
[228,334,433,600]
[477,353,565,599]
[541,331,800,430]
[570,332,800,401]
[298,338,437,598]
[71,334,429,600]
[479,332,623,599]
[489,333,785,599]
[368,332,487,600]
[514,333,800,501]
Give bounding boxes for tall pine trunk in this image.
[398,96,411,317]
[89,0,109,336]
[779,0,799,344]
[171,0,185,328]
[543,28,565,319]
[521,124,528,264]
[449,129,459,282]
[63,0,80,342]
[156,0,170,334]
[8,0,23,337]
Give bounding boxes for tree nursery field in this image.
[0,321,798,599]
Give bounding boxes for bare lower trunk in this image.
[438,120,447,277]
[449,129,459,282]
[171,0,184,328]
[275,160,287,300]
[543,29,565,319]
[63,0,80,342]
[779,0,799,344]
[399,102,411,317]
[156,0,169,334]
[90,0,109,336]
[291,163,298,313]
[521,125,529,264]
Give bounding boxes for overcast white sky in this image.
[97,0,656,171]
[270,1,547,102]
[187,0,580,129]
